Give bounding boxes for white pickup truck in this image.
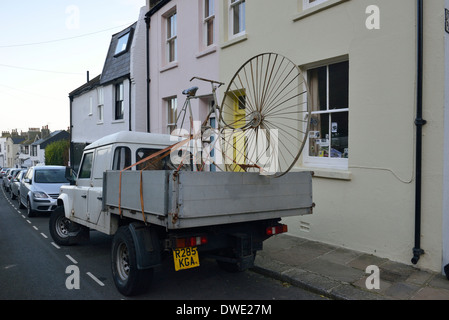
[49,131,313,296]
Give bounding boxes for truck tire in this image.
[111,226,153,296]
[49,206,72,246]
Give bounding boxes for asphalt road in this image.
[0,186,326,302]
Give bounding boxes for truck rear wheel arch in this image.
[111,225,156,296]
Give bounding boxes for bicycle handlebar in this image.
[190,76,225,87]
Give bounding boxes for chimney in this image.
[87,71,90,83]
[41,125,50,139]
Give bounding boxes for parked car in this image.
[0,168,9,179]
[4,169,22,193]
[2,169,12,190]
[19,166,72,217]
[10,169,26,200]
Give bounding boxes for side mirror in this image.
[65,167,77,185]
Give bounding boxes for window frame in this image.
[112,147,132,171]
[203,0,215,47]
[303,60,349,170]
[114,32,131,56]
[115,82,124,121]
[97,87,104,123]
[78,152,94,179]
[31,145,38,157]
[166,97,178,134]
[166,10,178,64]
[136,148,174,171]
[229,0,246,38]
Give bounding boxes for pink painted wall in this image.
[148,0,220,134]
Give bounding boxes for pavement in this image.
[252,234,449,300]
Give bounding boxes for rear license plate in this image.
[173,247,200,271]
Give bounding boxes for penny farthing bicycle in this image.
[173,53,311,178]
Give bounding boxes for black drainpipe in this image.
[69,95,74,168]
[129,75,132,131]
[145,12,151,133]
[144,0,171,133]
[412,0,426,265]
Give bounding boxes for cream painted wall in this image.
[218,0,447,271]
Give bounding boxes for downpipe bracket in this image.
[415,118,427,126]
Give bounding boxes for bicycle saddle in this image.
[182,86,199,97]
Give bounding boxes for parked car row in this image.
[2,165,74,218]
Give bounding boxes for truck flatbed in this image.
[104,170,313,229]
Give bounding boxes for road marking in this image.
[4,264,17,270]
[51,242,61,249]
[33,226,38,231]
[66,255,78,264]
[87,272,105,287]
[26,220,31,224]
[41,233,48,239]
[21,215,26,219]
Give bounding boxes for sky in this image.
[0,0,146,134]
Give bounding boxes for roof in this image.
[85,131,181,151]
[69,74,101,98]
[32,130,69,148]
[100,23,137,85]
[10,136,25,144]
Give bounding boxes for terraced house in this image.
[216,0,449,274]
[68,0,449,274]
[146,0,220,135]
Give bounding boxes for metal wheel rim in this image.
[116,243,130,281]
[55,214,70,239]
[219,52,311,177]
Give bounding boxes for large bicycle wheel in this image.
[219,53,311,177]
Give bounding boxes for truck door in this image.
[87,146,111,225]
[73,151,93,221]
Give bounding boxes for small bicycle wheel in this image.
[219,53,311,177]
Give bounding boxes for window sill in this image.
[295,167,352,181]
[196,45,217,59]
[221,33,248,49]
[293,0,350,22]
[160,61,178,73]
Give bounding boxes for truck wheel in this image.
[49,206,71,246]
[111,226,153,296]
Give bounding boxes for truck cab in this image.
[58,131,179,234]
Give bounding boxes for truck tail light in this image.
[175,236,208,248]
[266,224,288,236]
